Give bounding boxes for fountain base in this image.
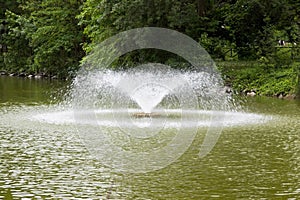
[132,112,161,118]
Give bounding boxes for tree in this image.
[22,0,85,77]
[78,0,206,66]
[224,0,297,59]
[0,0,23,70]
[1,9,33,73]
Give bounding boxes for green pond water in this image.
[0,76,299,199]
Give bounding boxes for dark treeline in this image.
[0,0,299,79]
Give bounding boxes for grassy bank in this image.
[217,60,300,98]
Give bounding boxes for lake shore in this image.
[217,61,300,99]
[1,65,299,100]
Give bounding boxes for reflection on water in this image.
[0,76,299,199]
[0,76,67,104]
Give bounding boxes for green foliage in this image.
[24,0,85,77]
[296,62,300,98]
[78,0,235,66]
[199,33,232,61]
[0,0,299,97]
[0,0,21,17]
[78,0,200,49]
[1,0,85,77]
[78,0,299,64]
[2,10,33,72]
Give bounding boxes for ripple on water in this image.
[0,104,299,199]
[0,106,130,199]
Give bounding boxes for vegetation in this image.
[219,61,299,96]
[0,0,299,96]
[0,0,84,77]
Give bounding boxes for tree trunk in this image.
[196,0,206,16]
[297,64,300,99]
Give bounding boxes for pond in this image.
[0,76,299,199]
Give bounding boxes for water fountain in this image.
[0,27,272,173]
[25,62,270,173]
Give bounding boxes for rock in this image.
[18,72,26,77]
[42,72,49,78]
[247,91,256,97]
[27,74,34,78]
[284,94,296,100]
[243,89,251,95]
[35,74,42,79]
[9,73,15,76]
[244,89,257,97]
[243,89,248,94]
[224,86,232,94]
[34,72,49,79]
[0,71,7,75]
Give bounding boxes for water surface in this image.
[0,76,299,199]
